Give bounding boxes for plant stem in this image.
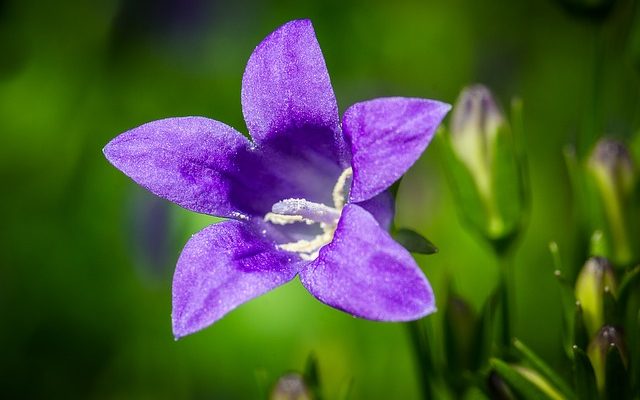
[497,252,515,351]
[407,320,434,400]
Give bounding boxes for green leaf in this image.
[574,302,589,351]
[490,359,565,400]
[605,343,630,399]
[393,228,438,255]
[572,346,598,400]
[471,289,499,370]
[407,319,435,400]
[487,371,517,400]
[512,339,574,399]
[443,291,477,387]
[549,242,578,357]
[618,265,640,309]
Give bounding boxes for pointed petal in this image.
[343,97,451,202]
[241,19,346,166]
[172,221,301,338]
[242,19,339,141]
[104,117,254,219]
[299,204,435,321]
[356,190,395,231]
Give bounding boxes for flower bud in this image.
[450,85,505,201]
[270,373,312,400]
[587,325,627,392]
[587,138,638,266]
[444,85,526,246]
[575,257,617,335]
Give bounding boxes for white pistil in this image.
[264,167,352,260]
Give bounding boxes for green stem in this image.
[497,252,515,351]
[407,320,434,400]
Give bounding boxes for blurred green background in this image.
[1,0,638,398]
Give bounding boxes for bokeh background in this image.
[1,0,639,398]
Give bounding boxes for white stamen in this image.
[278,227,334,260]
[264,213,314,225]
[264,167,352,261]
[332,167,352,210]
[271,198,341,225]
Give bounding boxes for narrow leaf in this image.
[407,320,435,400]
[605,344,630,399]
[472,290,499,370]
[549,242,576,357]
[574,302,589,351]
[572,346,598,400]
[618,265,640,308]
[490,359,564,400]
[393,228,438,255]
[512,339,574,399]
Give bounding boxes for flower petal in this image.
[241,19,346,165]
[172,221,301,338]
[356,190,395,231]
[103,117,253,219]
[343,97,451,202]
[299,204,436,321]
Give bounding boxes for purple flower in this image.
[104,19,450,338]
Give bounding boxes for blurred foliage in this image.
[1,0,639,398]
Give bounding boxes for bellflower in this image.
[104,19,450,338]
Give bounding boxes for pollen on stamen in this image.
[263,167,352,260]
[271,198,340,225]
[264,213,314,225]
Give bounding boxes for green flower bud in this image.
[450,85,504,200]
[587,138,638,266]
[575,257,617,336]
[587,325,627,393]
[270,373,312,400]
[444,85,526,248]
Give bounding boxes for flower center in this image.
[264,167,352,260]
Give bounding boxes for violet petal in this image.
[343,97,451,202]
[356,190,395,231]
[103,117,253,219]
[299,204,436,321]
[172,221,301,338]
[241,19,347,166]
